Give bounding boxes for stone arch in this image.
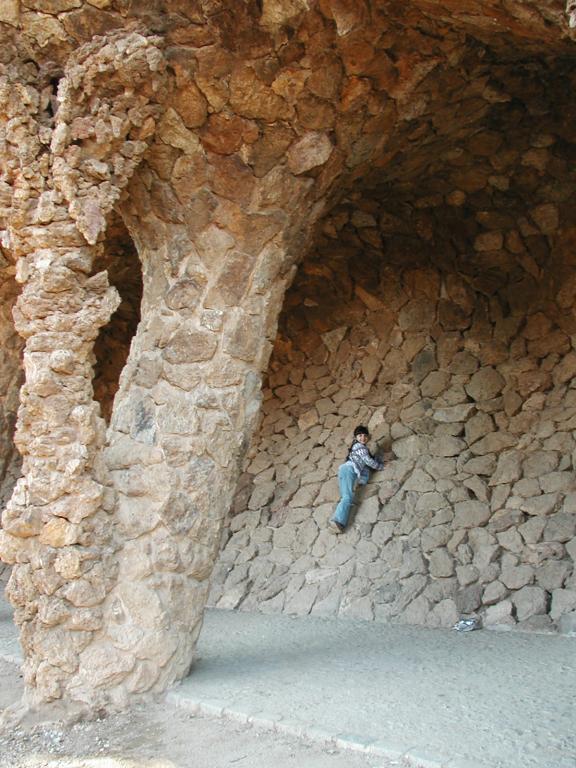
[1,0,576,714]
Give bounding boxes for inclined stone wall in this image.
[211,127,576,631]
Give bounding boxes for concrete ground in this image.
[0,595,575,768]
[0,659,386,768]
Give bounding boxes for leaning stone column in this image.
[93,146,322,701]
[0,31,167,711]
[2,13,345,709]
[2,235,120,705]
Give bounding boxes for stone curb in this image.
[166,689,488,768]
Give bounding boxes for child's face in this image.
[357,433,369,445]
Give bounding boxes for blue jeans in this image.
[331,463,357,528]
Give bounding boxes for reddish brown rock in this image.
[230,66,292,121]
[173,82,208,129]
[201,113,258,155]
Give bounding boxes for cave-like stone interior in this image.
[1,0,575,712]
[213,41,576,630]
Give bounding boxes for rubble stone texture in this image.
[0,263,22,590]
[0,0,575,713]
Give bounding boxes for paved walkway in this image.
[1,598,575,768]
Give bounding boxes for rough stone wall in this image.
[211,78,576,630]
[0,253,23,584]
[0,0,575,714]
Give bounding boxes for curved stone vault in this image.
[0,0,575,714]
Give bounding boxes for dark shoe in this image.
[328,520,345,534]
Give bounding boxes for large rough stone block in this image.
[512,586,548,621]
[427,598,458,628]
[455,583,482,614]
[260,0,309,28]
[544,513,576,543]
[550,589,576,621]
[248,482,276,510]
[484,599,515,627]
[482,580,508,605]
[287,132,333,174]
[523,451,559,478]
[535,561,570,591]
[465,367,505,401]
[430,436,467,457]
[392,435,430,459]
[399,595,431,625]
[453,501,491,529]
[162,329,217,364]
[402,469,435,492]
[427,548,454,577]
[489,451,522,486]
[469,432,516,456]
[398,300,436,331]
[39,518,81,547]
[356,495,380,524]
[433,404,475,422]
[520,493,559,517]
[500,565,534,590]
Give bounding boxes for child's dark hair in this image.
[345,425,370,459]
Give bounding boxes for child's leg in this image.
[331,464,356,528]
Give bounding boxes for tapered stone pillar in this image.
[2,238,120,704]
[90,154,319,701]
[0,31,168,711]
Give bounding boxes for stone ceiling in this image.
[1,1,575,230]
